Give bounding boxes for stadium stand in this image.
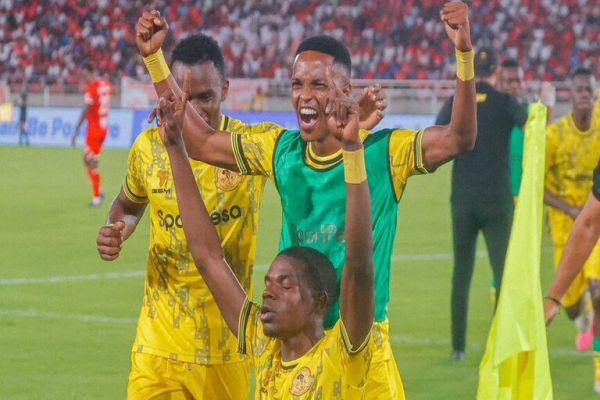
[1,0,598,90]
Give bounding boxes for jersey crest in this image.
[215,168,243,191]
[290,367,315,396]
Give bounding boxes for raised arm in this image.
[326,68,374,348]
[156,74,245,335]
[421,2,477,172]
[135,10,237,169]
[545,192,600,324]
[135,10,388,164]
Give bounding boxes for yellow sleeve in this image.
[122,133,149,204]
[335,321,372,392]
[230,122,285,177]
[237,298,270,363]
[389,129,428,200]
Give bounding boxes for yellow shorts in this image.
[127,352,250,400]
[554,240,600,308]
[364,320,406,400]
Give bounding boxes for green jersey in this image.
[231,126,426,328]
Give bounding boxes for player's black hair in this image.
[83,63,95,73]
[295,35,352,73]
[474,47,498,78]
[277,247,339,314]
[571,66,594,80]
[171,33,226,79]
[500,59,520,69]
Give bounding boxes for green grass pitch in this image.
[0,146,593,399]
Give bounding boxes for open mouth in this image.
[299,107,318,128]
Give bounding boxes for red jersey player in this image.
[71,63,112,206]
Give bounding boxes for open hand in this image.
[358,84,387,131]
[325,67,360,149]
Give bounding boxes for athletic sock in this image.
[87,167,102,198]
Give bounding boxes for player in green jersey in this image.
[136,2,476,398]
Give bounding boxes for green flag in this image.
[477,102,553,400]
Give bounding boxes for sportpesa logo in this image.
[157,206,244,229]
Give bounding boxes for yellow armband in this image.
[455,49,475,82]
[143,49,170,83]
[342,147,367,184]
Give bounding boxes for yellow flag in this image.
[0,102,13,122]
[477,102,553,400]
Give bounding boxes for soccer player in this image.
[71,63,112,207]
[157,65,376,398]
[544,67,600,354]
[436,48,528,361]
[18,86,29,146]
[498,59,528,199]
[96,34,271,400]
[97,33,386,399]
[137,2,476,397]
[546,163,600,391]
[498,59,555,199]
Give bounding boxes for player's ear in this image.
[221,79,230,102]
[315,291,328,312]
[343,82,352,96]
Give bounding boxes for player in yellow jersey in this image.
[157,63,376,399]
[95,34,267,399]
[97,33,384,399]
[544,67,600,358]
[546,161,600,392]
[136,3,476,398]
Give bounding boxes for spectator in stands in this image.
[1,0,598,90]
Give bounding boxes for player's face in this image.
[571,75,596,114]
[291,51,350,142]
[261,256,323,339]
[498,67,523,98]
[81,69,94,84]
[172,61,229,130]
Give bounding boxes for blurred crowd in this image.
[1,0,598,88]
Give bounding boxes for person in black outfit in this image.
[18,85,29,146]
[436,48,528,361]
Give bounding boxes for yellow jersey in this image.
[546,112,600,244]
[238,299,373,399]
[123,116,278,365]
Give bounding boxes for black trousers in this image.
[450,198,514,352]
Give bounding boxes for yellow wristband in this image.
[342,148,367,184]
[143,49,170,83]
[455,49,475,82]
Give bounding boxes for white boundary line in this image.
[0,309,137,324]
[1,248,553,286]
[0,308,587,357]
[0,252,467,286]
[0,270,145,286]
